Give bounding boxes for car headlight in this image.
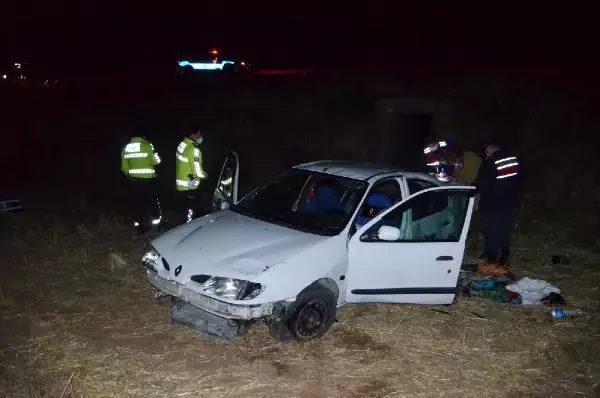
[142,246,160,272]
[201,277,263,301]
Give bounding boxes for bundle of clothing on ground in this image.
[459,264,565,306]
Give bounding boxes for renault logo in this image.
[175,265,182,277]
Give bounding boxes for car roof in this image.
[293,160,435,181]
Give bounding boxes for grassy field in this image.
[1,203,599,397]
[1,77,599,397]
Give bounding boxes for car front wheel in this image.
[287,288,337,340]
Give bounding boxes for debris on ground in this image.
[460,263,567,309]
[550,308,584,319]
[461,274,522,304]
[505,277,561,305]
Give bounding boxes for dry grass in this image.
[1,211,599,398]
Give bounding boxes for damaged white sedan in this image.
[143,152,475,341]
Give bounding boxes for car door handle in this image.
[436,256,453,261]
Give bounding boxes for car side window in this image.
[407,178,437,195]
[354,180,401,228]
[360,190,471,243]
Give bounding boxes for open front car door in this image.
[212,151,240,212]
[345,186,475,305]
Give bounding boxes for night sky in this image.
[2,2,599,74]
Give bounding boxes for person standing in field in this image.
[175,124,208,223]
[476,139,522,277]
[120,135,162,234]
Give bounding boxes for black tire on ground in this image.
[286,288,337,340]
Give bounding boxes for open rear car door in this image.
[212,151,240,212]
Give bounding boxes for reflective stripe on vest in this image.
[176,179,199,188]
[124,152,148,159]
[220,176,232,186]
[129,168,155,175]
[423,140,447,154]
[495,156,520,180]
[125,143,141,153]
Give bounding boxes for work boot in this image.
[477,260,493,274]
[498,250,510,266]
[478,261,515,280]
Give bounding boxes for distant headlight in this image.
[142,246,160,272]
[201,277,264,301]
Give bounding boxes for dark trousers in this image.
[481,208,517,265]
[178,190,201,223]
[129,178,161,230]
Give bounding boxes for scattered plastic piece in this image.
[551,308,582,319]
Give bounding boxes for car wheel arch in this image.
[303,278,339,302]
[268,279,338,342]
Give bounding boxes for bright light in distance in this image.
[240,61,246,66]
[178,60,235,70]
[1,74,6,79]
[209,49,219,55]
[14,63,22,69]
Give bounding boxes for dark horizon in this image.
[2,2,600,75]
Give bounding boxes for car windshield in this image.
[230,169,369,236]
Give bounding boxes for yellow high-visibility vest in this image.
[120,137,161,179]
[175,137,207,191]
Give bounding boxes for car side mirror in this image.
[377,225,401,241]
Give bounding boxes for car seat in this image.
[355,193,393,227]
[304,186,342,213]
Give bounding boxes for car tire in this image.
[287,288,337,340]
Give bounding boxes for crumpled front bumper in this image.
[146,270,274,320]
[170,300,249,341]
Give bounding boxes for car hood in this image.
[152,210,328,281]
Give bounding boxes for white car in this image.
[143,152,475,341]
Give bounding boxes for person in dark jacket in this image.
[475,140,522,271]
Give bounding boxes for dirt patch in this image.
[334,328,391,353]
[271,360,291,377]
[355,377,393,397]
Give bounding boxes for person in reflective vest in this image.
[120,136,162,233]
[423,140,455,182]
[476,140,522,276]
[175,125,208,222]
